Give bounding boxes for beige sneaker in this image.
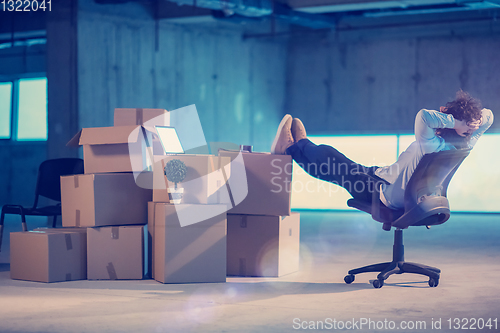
[271,114,294,154]
[291,118,307,141]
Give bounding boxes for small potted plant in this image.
[163,159,187,204]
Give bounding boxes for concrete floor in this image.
[0,211,499,333]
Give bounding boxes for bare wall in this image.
[286,30,500,135]
[76,1,288,153]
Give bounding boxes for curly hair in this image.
[437,90,482,149]
[443,90,482,123]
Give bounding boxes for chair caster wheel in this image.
[372,279,384,289]
[344,274,355,284]
[428,278,439,287]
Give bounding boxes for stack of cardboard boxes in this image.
[10,109,166,282]
[148,153,232,283]
[10,108,301,283]
[219,150,300,277]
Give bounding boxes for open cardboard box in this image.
[152,154,232,205]
[67,125,155,174]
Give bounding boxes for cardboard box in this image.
[67,125,155,174]
[149,203,227,283]
[10,229,87,283]
[152,155,232,205]
[227,213,300,277]
[219,150,292,216]
[114,108,170,127]
[87,225,144,280]
[147,202,155,279]
[33,227,87,233]
[61,173,152,228]
[114,108,170,156]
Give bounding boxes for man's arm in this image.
[468,108,494,147]
[414,109,455,154]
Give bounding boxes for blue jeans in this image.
[286,139,381,203]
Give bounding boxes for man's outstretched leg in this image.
[276,116,369,181]
[271,115,379,203]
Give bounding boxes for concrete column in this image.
[46,0,79,159]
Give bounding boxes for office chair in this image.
[344,148,471,288]
[0,158,84,252]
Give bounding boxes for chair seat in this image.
[2,204,61,217]
[0,158,84,252]
[347,199,404,224]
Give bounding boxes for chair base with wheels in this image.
[344,229,440,288]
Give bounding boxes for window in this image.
[291,133,500,213]
[290,135,398,210]
[0,77,47,141]
[0,82,12,138]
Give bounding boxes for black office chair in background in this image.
[0,158,84,252]
[344,148,471,288]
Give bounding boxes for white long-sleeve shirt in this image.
[375,108,494,209]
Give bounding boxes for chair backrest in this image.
[33,158,84,207]
[403,148,471,212]
[347,148,472,230]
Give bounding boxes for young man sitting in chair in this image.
[271,90,494,209]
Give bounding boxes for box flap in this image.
[218,149,271,156]
[66,129,83,147]
[66,126,155,146]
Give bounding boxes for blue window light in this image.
[291,135,398,210]
[0,82,12,139]
[17,78,48,141]
[291,133,500,213]
[448,133,500,213]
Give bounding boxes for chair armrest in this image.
[350,171,389,219]
[348,173,395,231]
[368,176,391,231]
[371,181,382,220]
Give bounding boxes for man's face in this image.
[458,118,481,137]
[440,106,481,137]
